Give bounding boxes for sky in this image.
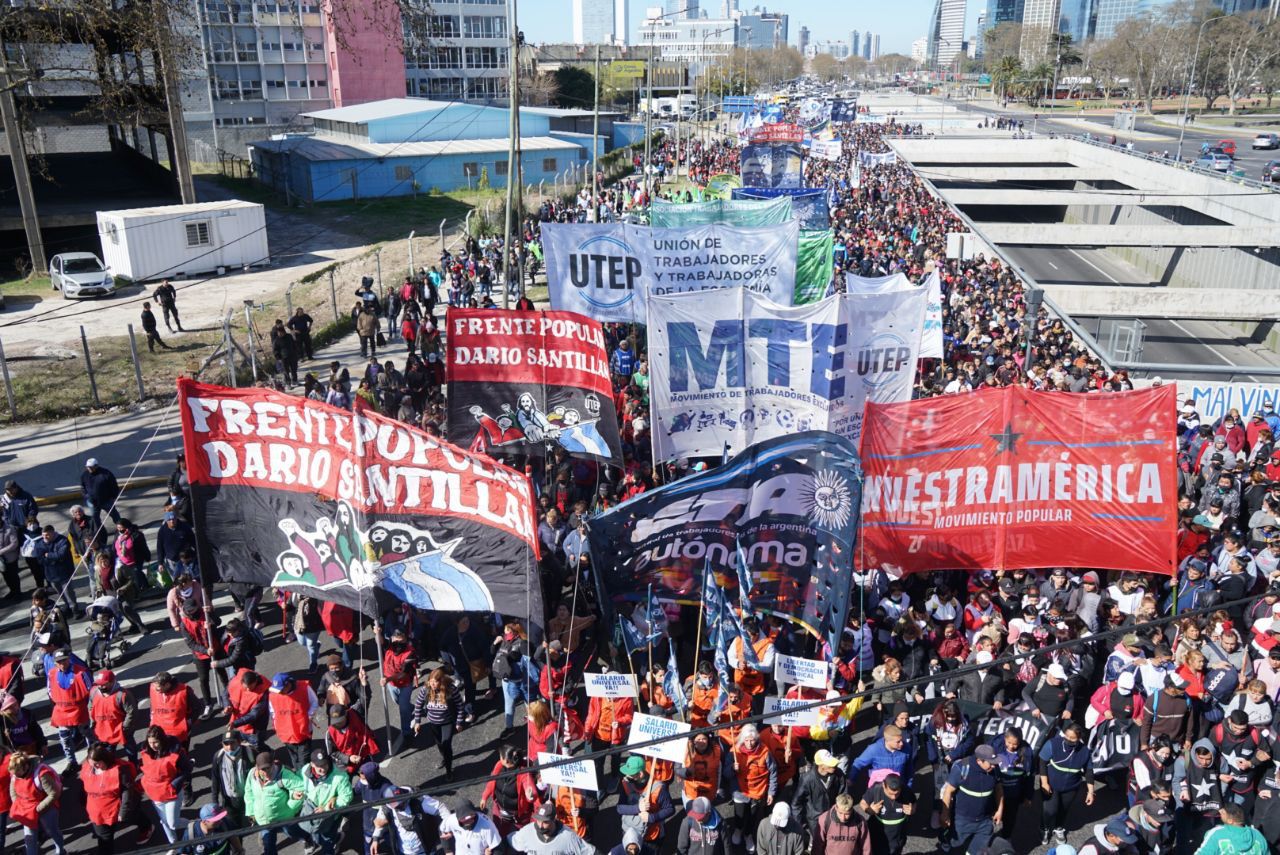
[517,0,988,58]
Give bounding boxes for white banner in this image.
[920,272,944,360]
[763,696,823,726]
[858,150,897,166]
[625,712,690,763]
[810,138,843,161]
[1175,380,1280,426]
[844,272,914,294]
[537,752,600,791]
[774,653,829,689]
[543,222,799,324]
[584,672,639,698]
[648,287,925,458]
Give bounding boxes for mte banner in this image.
[176,380,543,621]
[543,222,798,324]
[647,287,925,458]
[859,385,1178,575]
[445,308,621,463]
[589,431,863,651]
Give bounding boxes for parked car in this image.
[49,252,115,299]
[1262,159,1280,182]
[1253,133,1280,150]
[1215,139,1237,156]
[1196,153,1233,172]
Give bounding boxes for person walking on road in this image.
[287,308,315,360]
[80,459,121,530]
[152,280,183,332]
[141,302,171,352]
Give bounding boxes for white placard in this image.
[584,672,639,698]
[625,712,690,763]
[543,222,799,324]
[1174,380,1280,426]
[774,653,829,689]
[763,696,823,727]
[537,752,600,792]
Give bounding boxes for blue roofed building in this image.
[247,99,611,202]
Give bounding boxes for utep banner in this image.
[732,187,829,230]
[177,379,543,621]
[845,272,944,359]
[859,385,1178,575]
[858,150,897,167]
[649,196,793,229]
[1174,379,1280,425]
[647,287,925,459]
[740,144,804,188]
[543,222,798,324]
[589,431,863,650]
[445,309,621,463]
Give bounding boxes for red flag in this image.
[859,386,1178,575]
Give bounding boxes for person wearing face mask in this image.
[677,731,729,810]
[988,728,1033,835]
[297,749,352,854]
[352,762,399,852]
[1129,736,1176,805]
[166,572,206,634]
[924,700,974,825]
[267,673,319,770]
[729,616,777,708]
[325,703,379,776]
[493,621,538,734]
[677,796,726,855]
[83,742,154,852]
[1038,721,1096,846]
[1172,739,1222,850]
[731,724,777,852]
[1210,709,1270,815]
[508,800,594,855]
[617,754,675,844]
[685,661,720,730]
[378,628,418,754]
[315,652,369,721]
[939,744,1004,855]
[585,673,636,788]
[539,640,573,709]
[479,746,538,836]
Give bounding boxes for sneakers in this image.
[137,826,155,845]
[1041,830,1053,845]
[1054,829,1067,845]
[199,703,214,721]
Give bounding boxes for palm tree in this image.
[992,55,1022,102]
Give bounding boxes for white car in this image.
[49,252,115,299]
[1253,133,1280,150]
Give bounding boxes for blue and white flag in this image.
[665,640,687,715]
[619,584,667,656]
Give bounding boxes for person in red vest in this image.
[0,652,24,703]
[83,742,155,851]
[8,752,65,854]
[584,674,636,788]
[139,725,194,843]
[178,598,223,721]
[538,641,572,707]
[319,600,359,668]
[478,744,538,836]
[0,745,10,851]
[325,703,379,775]
[88,669,138,757]
[378,627,417,754]
[47,646,92,775]
[268,672,318,770]
[149,671,197,749]
[225,668,271,750]
[729,616,776,710]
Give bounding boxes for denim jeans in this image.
[298,632,321,669]
[387,683,414,738]
[260,824,310,855]
[56,724,88,765]
[503,679,531,728]
[153,798,181,842]
[23,808,66,855]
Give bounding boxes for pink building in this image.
[322,0,407,107]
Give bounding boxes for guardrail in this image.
[1071,134,1279,193]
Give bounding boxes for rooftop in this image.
[98,199,260,218]
[249,135,585,162]
[302,98,457,123]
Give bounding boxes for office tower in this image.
[616,0,630,43]
[871,33,880,59]
[573,0,616,43]
[927,0,967,66]
[851,29,861,56]
[993,0,1026,22]
[799,25,810,54]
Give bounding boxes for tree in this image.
[809,53,841,82]
[991,55,1023,101]
[521,72,558,106]
[1109,10,1187,113]
[872,53,916,77]
[1205,11,1280,114]
[983,22,1023,70]
[552,66,595,109]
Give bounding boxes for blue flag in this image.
[620,584,666,656]
[702,560,734,719]
[733,541,762,671]
[665,640,687,715]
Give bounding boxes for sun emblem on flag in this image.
[805,470,853,531]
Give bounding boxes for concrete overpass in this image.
[981,223,1280,248]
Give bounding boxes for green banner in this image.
[704,173,743,200]
[795,230,835,305]
[649,195,792,228]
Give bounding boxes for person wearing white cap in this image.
[756,802,803,855]
[79,458,121,532]
[1022,662,1074,721]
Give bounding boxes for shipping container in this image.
[96,200,270,283]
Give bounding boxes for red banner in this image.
[859,385,1178,575]
[177,379,539,552]
[750,122,804,144]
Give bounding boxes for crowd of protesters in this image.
[0,98,1278,855]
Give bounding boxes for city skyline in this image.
[521,0,985,55]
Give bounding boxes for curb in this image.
[34,475,169,507]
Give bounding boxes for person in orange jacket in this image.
[684,661,720,729]
[677,730,729,808]
[325,703,380,775]
[584,680,635,786]
[548,783,596,839]
[731,723,778,850]
[8,752,66,854]
[762,722,800,791]
[479,745,538,836]
[47,647,92,774]
[715,683,754,748]
[640,663,675,715]
[729,616,776,706]
[83,742,155,852]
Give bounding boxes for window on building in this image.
[463,15,506,38]
[542,157,557,172]
[465,47,506,69]
[394,165,414,181]
[463,162,479,178]
[185,221,211,247]
[428,15,460,38]
[424,47,462,69]
[495,160,508,176]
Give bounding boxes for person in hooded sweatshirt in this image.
[609,827,657,855]
[676,796,726,855]
[756,801,805,855]
[1127,796,1175,855]
[509,801,596,855]
[1075,816,1140,855]
[1172,738,1223,854]
[1193,803,1268,855]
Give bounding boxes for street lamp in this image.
[1177,15,1230,160]
[642,5,696,194]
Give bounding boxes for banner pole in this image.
[373,628,395,754]
[686,592,706,725]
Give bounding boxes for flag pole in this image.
[645,584,655,712]
[686,570,707,724]
[372,628,396,754]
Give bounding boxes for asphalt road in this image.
[5,485,1138,855]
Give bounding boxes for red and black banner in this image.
[177,379,543,621]
[445,308,621,463]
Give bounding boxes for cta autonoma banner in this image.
[647,286,926,460]
[543,222,798,325]
[445,308,621,463]
[859,385,1178,575]
[589,431,862,650]
[177,379,543,622]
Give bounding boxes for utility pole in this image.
[592,45,601,216]
[643,55,653,195]
[512,0,525,295]
[0,50,46,274]
[152,3,196,204]
[502,0,520,309]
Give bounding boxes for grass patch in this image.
[0,274,51,296]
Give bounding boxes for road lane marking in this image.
[1168,319,1258,382]
[1068,249,1118,283]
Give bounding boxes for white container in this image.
[96,200,270,283]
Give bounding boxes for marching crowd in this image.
[0,104,1278,855]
